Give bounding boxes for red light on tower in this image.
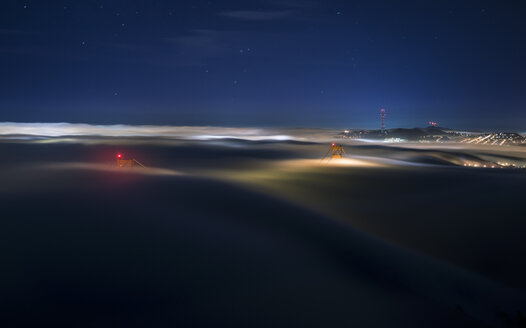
[117,154,122,159]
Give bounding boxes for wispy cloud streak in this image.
[219,10,293,21]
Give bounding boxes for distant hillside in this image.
[340,126,455,141]
[339,127,526,145]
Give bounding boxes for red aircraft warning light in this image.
[117,154,122,158]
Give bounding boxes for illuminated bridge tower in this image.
[116,154,146,168]
[380,108,386,133]
[331,143,345,159]
[321,143,346,160]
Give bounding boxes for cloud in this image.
[0,29,50,56]
[0,28,24,35]
[218,1,319,22]
[165,29,232,58]
[97,29,244,68]
[267,0,319,9]
[219,10,293,21]
[0,28,40,36]
[0,45,53,56]
[160,29,246,66]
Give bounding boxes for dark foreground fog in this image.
[1,135,526,327]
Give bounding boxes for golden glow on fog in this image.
[278,158,385,168]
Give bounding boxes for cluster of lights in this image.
[463,163,497,169]
[495,162,525,168]
[340,129,371,138]
[463,161,526,169]
[462,133,526,146]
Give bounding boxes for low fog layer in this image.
[0,122,336,141]
[1,134,526,327]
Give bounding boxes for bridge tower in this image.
[321,143,346,161]
[116,154,146,168]
[331,143,345,159]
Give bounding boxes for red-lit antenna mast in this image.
[380,108,386,132]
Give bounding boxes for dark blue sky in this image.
[1,0,525,129]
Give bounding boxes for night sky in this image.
[1,0,525,130]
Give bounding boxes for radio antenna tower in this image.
[380,108,386,133]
